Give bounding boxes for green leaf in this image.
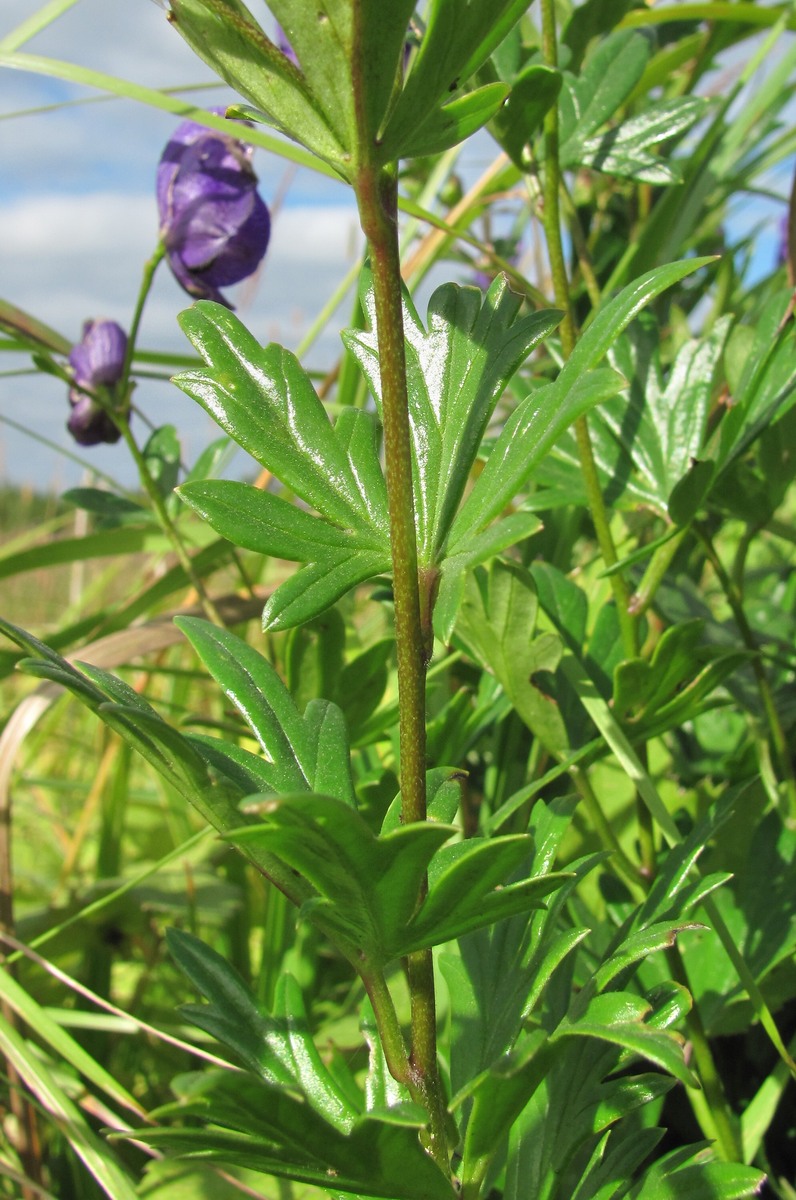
[337,638,393,737]
[167,0,349,171]
[555,993,695,1087]
[434,509,542,642]
[178,480,360,560]
[361,999,415,1117]
[378,0,533,162]
[456,561,569,754]
[270,973,362,1132]
[61,488,149,525]
[166,928,294,1088]
[559,30,650,150]
[176,617,310,788]
[229,789,562,964]
[568,98,709,184]
[461,1030,555,1188]
[344,271,560,561]
[560,259,715,391]
[333,407,390,533]
[450,368,624,547]
[535,312,730,519]
[591,923,703,994]
[175,302,387,539]
[398,82,510,158]
[261,549,392,632]
[228,793,452,966]
[130,1077,455,1200]
[409,836,569,950]
[303,699,358,810]
[355,0,416,144]
[562,0,638,68]
[170,930,363,1133]
[286,609,345,710]
[176,616,357,807]
[489,63,562,169]
[143,424,181,500]
[629,1147,765,1199]
[266,0,356,152]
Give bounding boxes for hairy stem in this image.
[353,161,447,1170]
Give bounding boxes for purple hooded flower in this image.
[157,112,270,308]
[67,319,128,446]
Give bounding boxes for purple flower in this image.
[157,112,271,308]
[67,319,128,446]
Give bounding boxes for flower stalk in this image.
[118,244,224,627]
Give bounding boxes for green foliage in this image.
[0,2,792,1198]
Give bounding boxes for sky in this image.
[0,1,791,493]
[0,0,368,490]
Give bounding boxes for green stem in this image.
[112,243,224,626]
[665,944,743,1162]
[113,409,224,625]
[571,766,645,896]
[539,0,637,663]
[353,161,447,1171]
[695,524,796,824]
[630,527,688,618]
[120,241,165,390]
[361,969,413,1088]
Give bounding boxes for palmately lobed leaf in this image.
[344,269,560,562]
[175,302,385,536]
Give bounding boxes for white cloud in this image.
[2,192,155,257]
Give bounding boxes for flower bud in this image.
[67,319,128,446]
[157,113,270,308]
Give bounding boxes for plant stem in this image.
[539,0,637,663]
[114,413,224,626]
[571,766,645,896]
[353,161,447,1170]
[120,241,165,389]
[695,523,796,824]
[114,243,224,626]
[362,969,412,1087]
[630,527,688,618]
[665,944,743,1162]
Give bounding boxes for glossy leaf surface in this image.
[229,792,566,966]
[378,0,532,162]
[344,272,560,561]
[131,1072,454,1200]
[175,302,391,624]
[169,929,361,1131]
[167,0,349,171]
[176,617,357,806]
